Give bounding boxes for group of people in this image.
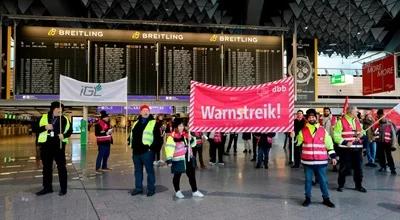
[34,102,398,207]
[291,105,398,208]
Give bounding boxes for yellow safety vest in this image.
[130,119,156,147]
[37,114,70,144]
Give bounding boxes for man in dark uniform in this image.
[36,101,72,196]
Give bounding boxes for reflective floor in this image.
[0,133,399,220]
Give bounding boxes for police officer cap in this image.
[306,109,317,117]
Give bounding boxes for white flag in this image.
[60,75,127,103]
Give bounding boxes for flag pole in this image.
[365,108,396,131]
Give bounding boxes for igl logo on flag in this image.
[80,84,102,97]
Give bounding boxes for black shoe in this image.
[355,186,367,193]
[36,189,53,196]
[371,163,377,167]
[58,190,67,196]
[264,165,268,169]
[302,197,311,207]
[391,170,397,175]
[250,158,256,162]
[249,150,252,154]
[323,198,335,208]
[255,165,261,169]
[130,190,143,196]
[336,187,343,192]
[243,150,247,153]
[224,153,230,156]
[379,167,387,172]
[147,191,155,197]
[291,165,300,168]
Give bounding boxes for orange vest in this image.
[301,126,329,165]
[375,124,392,143]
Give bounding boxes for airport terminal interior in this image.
[0,0,400,219]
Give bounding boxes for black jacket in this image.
[37,112,73,144]
[130,115,162,155]
[257,132,276,148]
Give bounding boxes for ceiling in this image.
[1,0,399,57]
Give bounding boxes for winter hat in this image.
[140,104,150,111]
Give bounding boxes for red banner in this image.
[189,78,294,132]
[362,55,396,95]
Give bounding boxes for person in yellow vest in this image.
[129,105,162,197]
[165,118,204,199]
[36,101,72,196]
[297,109,337,208]
[333,105,367,193]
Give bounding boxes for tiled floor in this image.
[0,133,399,220]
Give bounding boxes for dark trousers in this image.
[338,149,363,188]
[257,147,271,166]
[40,142,67,192]
[377,142,395,171]
[155,150,161,161]
[226,134,238,152]
[290,142,301,166]
[252,137,258,160]
[283,132,290,148]
[96,143,111,170]
[193,144,205,167]
[133,151,155,193]
[173,160,198,192]
[209,140,224,163]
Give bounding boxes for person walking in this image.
[165,119,204,199]
[363,113,377,167]
[255,132,276,169]
[297,109,337,208]
[225,132,238,155]
[36,101,72,196]
[242,132,252,153]
[208,132,225,166]
[191,131,206,169]
[291,110,306,168]
[129,105,162,197]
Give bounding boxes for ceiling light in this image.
[304,26,308,30]
[357,32,361,35]
[328,43,337,46]
[325,49,333,51]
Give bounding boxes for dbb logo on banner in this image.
[189,78,295,132]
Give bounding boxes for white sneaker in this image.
[218,162,225,166]
[175,191,185,199]
[192,191,204,198]
[209,162,216,166]
[153,161,158,166]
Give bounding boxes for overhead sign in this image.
[60,75,127,103]
[189,77,294,132]
[330,74,354,86]
[362,55,396,95]
[18,26,281,46]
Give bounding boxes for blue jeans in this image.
[257,147,271,166]
[366,141,376,163]
[96,143,111,170]
[304,164,329,199]
[132,151,155,193]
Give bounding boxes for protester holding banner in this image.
[333,105,367,193]
[165,118,204,199]
[95,110,113,174]
[255,132,276,169]
[36,102,72,196]
[291,110,306,168]
[375,109,397,175]
[296,109,337,208]
[129,105,162,197]
[208,132,225,166]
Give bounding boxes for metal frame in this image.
[1,14,289,32]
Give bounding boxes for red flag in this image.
[342,96,349,114]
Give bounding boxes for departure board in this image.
[92,42,126,83]
[159,44,221,95]
[126,44,157,95]
[224,47,282,87]
[16,41,87,94]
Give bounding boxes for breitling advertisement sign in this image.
[18,26,281,46]
[287,38,318,102]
